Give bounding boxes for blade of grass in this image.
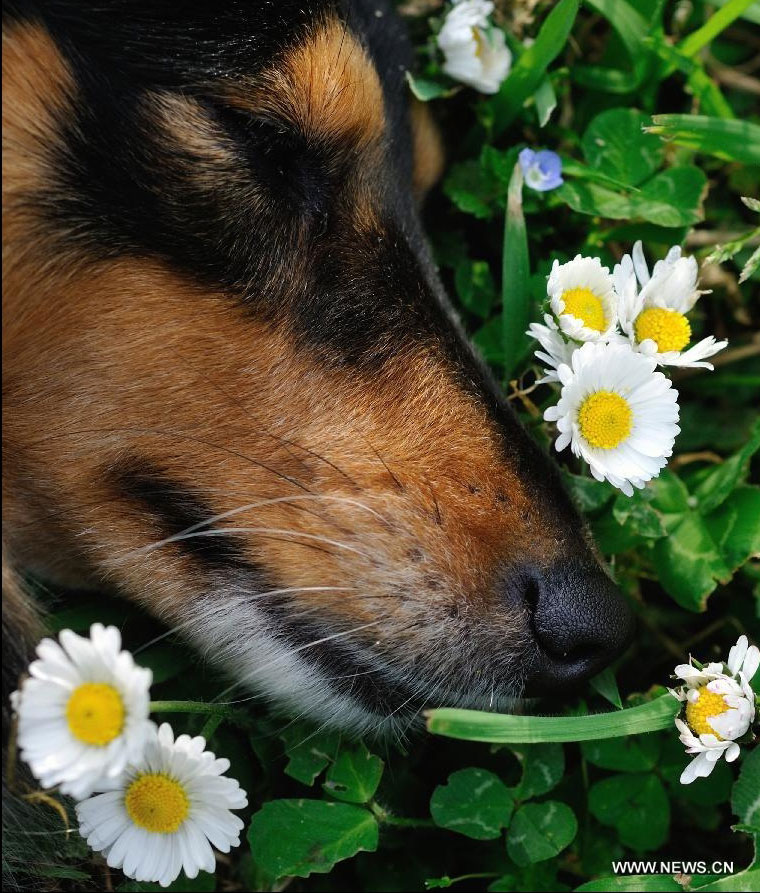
[426,693,679,743]
[678,0,756,58]
[492,0,579,135]
[534,76,557,127]
[646,115,760,165]
[501,162,530,379]
[583,0,649,61]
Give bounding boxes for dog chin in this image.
[182,590,529,740]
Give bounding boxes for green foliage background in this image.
[11,1,760,891]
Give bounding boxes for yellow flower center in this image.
[577,391,633,450]
[633,307,691,353]
[561,287,607,332]
[125,773,190,834]
[66,683,125,746]
[685,687,730,739]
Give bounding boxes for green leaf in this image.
[506,801,578,866]
[647,114,760,166]
[455,258,497,319]
[693,419,760,514]
[632,166,707,227]
[678,0,757,58]
[562,471,614,513]
[581,735,661,773]
[588,773,670,851]
[443,160,495,219]
[555,180,634,220]
[651,513,731,611]
[430,768,514,840]
[704,486,760,573]
[582,108,664,187]
[649,469,690,514]
[502,162,531,378]
[511,743,566,799]
[491,0,580,134]
[589,667,623,709]
[562,158,646,193]
[248,800,378,880]
[426,693,679,743]
[583,0,649,62]
[558,161,707,227]
[473,317,505,366]
[279,724,340,786]
[612,495,666,539]
[322,742,383,804]
[575,876,683,891]
[534,75,557,127]
[732,744,760,826]
[405,72,453,102]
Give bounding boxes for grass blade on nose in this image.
[425,694,679,743]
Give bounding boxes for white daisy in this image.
[526,313,576,383]
[670,635,758,784]
[77,723,248,888]
[437,0,512,95]
[616,241,727,369]
[12,624,153,799]
[547,255,619,343]
[544,342,680,496]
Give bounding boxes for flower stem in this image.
[150,700,229,716]
[426,693,679,744]
[369,800,435,828]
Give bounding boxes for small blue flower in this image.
[519,148,564,192]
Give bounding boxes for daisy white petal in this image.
[681,751,716,784]
[527,314,576,382]
[77,723,248,888]
[617,241,725,368]
[13,625,153,799]
[672,634,758,784]
[546,342,679,495]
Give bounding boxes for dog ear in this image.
[409,99,444,201]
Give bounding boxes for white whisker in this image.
[120,494,390,562]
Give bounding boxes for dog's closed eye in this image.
[207,104,333,218]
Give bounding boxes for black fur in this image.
[114,461,251,570]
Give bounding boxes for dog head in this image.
[2,0,633,734]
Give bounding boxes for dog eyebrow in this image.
[225,16,385,150]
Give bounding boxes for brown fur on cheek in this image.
[3,247,558,636]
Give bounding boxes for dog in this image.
[2,0,634,746]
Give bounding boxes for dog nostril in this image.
[522,559,634,695]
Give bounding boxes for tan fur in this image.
[226,17,384,150]
[3,20,565,698]
[410,99,445,198]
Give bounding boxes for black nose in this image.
[521,560,634,695]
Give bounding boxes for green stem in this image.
[426,693,679,744]
[150,700,229,716]
[438,874,501,888]
[369,801,435,829]
[199,714,225,740]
